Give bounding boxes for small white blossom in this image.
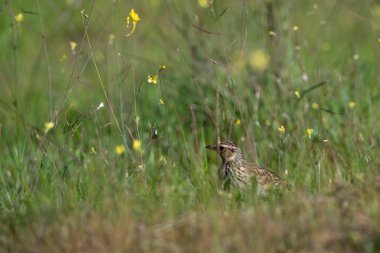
[302,73,308,82]
[97,102,105,110]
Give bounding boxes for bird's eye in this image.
[219,146,225,151]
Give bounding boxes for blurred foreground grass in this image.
[1,0,380,252]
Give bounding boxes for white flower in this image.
[302,73,308,82]
[97,102,105,110]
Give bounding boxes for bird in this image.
[206,140,288,195]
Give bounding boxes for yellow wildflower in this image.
[293,25,299,31]
[90,146,97,154]
[268,31,276,36]
[129,9,140,22]
[148,75,158,84]
[198,0,212,8]
[115,145,126,155]
[278,125,285,134]
[44,121,55,134]
[69,41,77,53]
[306,128,313,139]
[249,49,270,72]
[159,64,166,71]
[126,9,141,36]
[133,139,142,152]
[311,102,319,110]
[234,119,241,126]
[108,33,115,45]
[159,99,165,105]
[294,90,301,98]
[15,13,24,23]
[348,101,356,109]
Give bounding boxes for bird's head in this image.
[206,140,242,162]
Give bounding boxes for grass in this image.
[1,0,380,252]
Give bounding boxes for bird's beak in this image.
[206,145,218,150]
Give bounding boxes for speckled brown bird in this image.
[206,140,288,195]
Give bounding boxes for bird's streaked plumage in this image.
[206,140,288,195]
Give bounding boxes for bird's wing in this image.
[247,162,286,186]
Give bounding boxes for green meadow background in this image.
[1,0,380,252]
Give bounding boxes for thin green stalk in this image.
[158,71,171,149]
[84,26,134,162]
[37,0,53,119]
